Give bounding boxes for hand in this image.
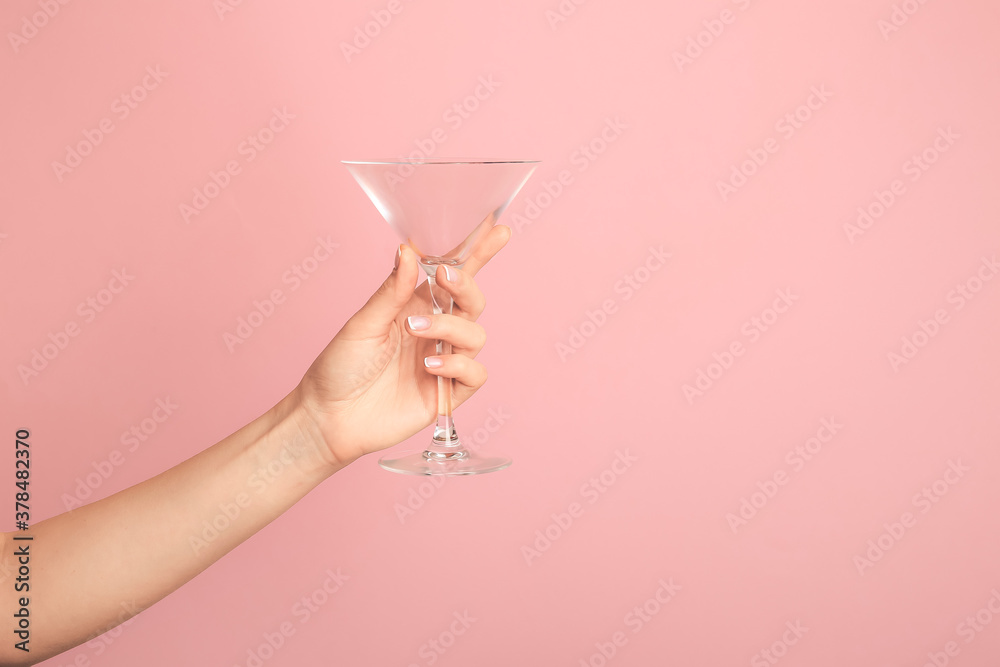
[296,224,511,467]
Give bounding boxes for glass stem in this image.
[424,271,466,461]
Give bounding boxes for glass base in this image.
[378,449,512,476]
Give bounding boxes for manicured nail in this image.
[407,316,431,331]
[443,265,454,282]
[394,245,401,271]
[424,356,443,368]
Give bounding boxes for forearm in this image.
[0,386,340,665]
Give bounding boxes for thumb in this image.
[342,244,420,339]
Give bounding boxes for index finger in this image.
[462,224,512,277]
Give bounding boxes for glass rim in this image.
[342,158,540,165]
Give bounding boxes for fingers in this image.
[461,224,512,277]
[433,263,487,320]
[407,310,489,395]
[340,244,419,339]
[415,224,509,320]
[406,314,486,355]
[421,354,488,391]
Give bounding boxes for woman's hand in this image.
[0,227,517,665]
[297,224,511,467]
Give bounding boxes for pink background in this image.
[2,0,999,665]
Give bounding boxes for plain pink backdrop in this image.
[2,0,999,665]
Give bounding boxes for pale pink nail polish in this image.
[424,356,443,368]
[408,316,431,331]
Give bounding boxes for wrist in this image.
[263,386,355,482]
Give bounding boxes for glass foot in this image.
[378,449,512,476]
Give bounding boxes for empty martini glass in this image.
[343,158,538,475]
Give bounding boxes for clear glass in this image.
[343,158,539,475]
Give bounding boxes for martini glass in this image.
[342,158,538,475]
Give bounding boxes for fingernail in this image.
[407,316,431,331]
[443,265,454,282]
[424,356,443,368]
[394,245,401,271]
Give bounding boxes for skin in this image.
[0,225,511,665]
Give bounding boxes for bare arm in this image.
[0,390,331,664]
[0,227,509,665]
